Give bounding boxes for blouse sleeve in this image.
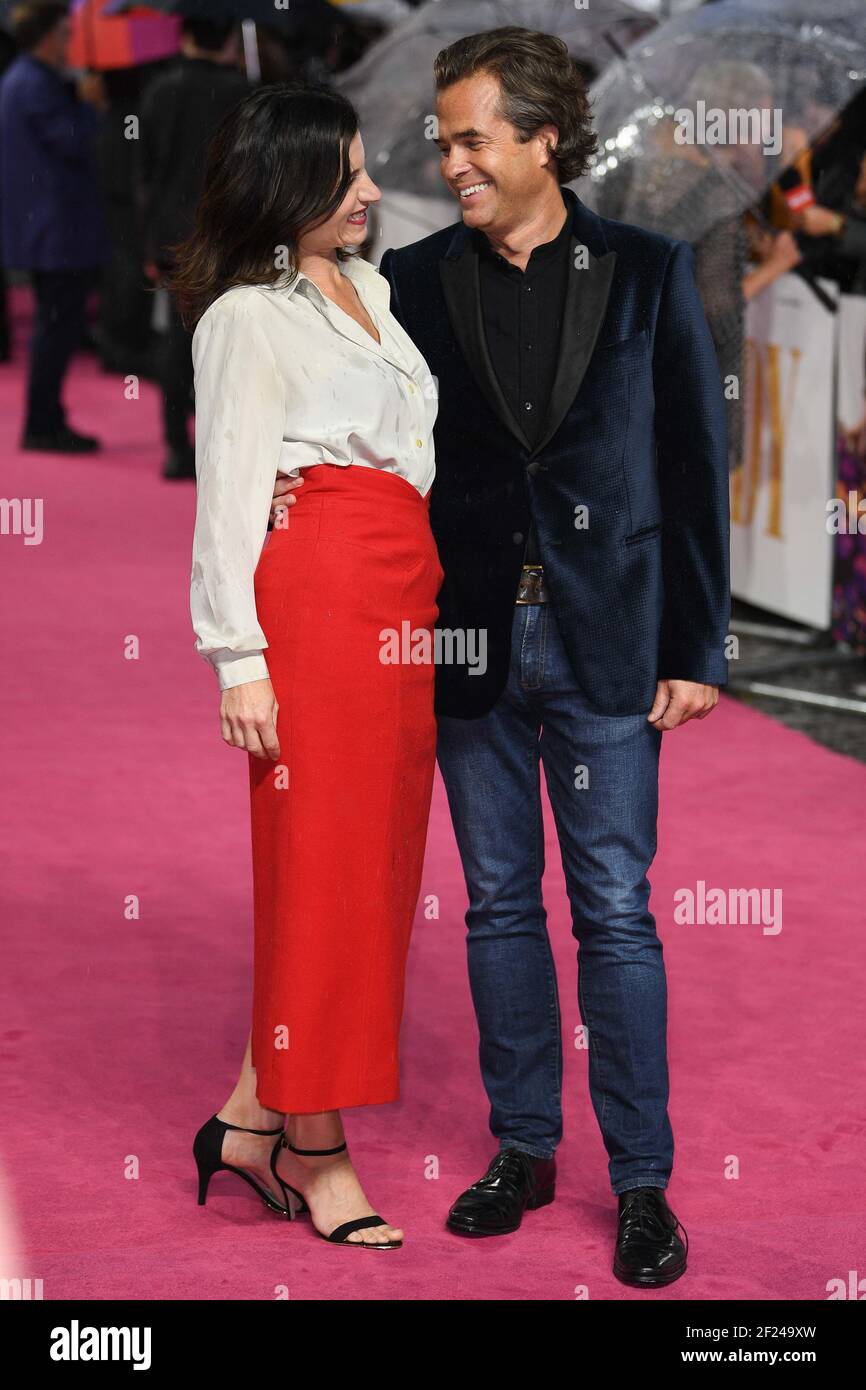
[189,291,286,690]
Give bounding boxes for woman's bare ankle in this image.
[218,1101,285,1132]
[288,1109,345,1151]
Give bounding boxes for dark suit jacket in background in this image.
[0,54,111,272]
[137,56,248,266]
[380,185,731,719]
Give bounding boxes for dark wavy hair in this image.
[433,27,598,184]
[11,1,69,50]
[167,83,360,329]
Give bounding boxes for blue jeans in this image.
[436,602,673,1195]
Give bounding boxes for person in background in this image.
[137,18,247,480]
[793,106,866,297]
[755,89,866,302]
[0,0,111,453]
[96,65,159,381]
[0,21,17,362]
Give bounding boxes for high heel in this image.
[269,1136,402,1249]
[193,1113,306,1218]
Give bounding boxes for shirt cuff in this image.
[211,651,270,690]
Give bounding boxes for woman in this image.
[173,84,442,1248]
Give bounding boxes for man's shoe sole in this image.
[445,1183,555,1237]
[21,438,100,453]
[612,1258,687,1287]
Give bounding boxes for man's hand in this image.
[77,71,108,113]
[647,680,719,730]
[270,470,305,527]
[220,677,280,760]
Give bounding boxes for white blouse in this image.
[189,253,438,690]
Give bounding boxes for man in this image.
[137,18,247,479]
[275,28,731,1287]
[0,1,111,452]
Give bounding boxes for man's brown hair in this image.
[433,26,598,184]
[10,2,69,52]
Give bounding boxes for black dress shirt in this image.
[475,201,572,566]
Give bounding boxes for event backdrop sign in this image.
[730,273,837,629]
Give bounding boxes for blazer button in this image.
[526,461,541,477]
[513,532,524,544]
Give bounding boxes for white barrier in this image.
[730,273,838,629]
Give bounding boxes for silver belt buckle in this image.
[515,564,549,605]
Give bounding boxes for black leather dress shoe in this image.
[162,447,196,480]
[613,1187,688,1287]
[21,426,101,453]
[446,1148,556,1237]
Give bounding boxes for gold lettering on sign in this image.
[731,338,801,536]
[731,337,760,526]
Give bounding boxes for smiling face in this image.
[435,71,560,235]
[297,130,381,256]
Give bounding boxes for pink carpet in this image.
[1,289,863,1301]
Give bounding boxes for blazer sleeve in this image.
[190,294,287,690]
[25,75,102,166]
[652,239,732,686]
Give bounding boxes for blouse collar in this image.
[273,253,390,315]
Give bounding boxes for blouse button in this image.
[415,439,423,448]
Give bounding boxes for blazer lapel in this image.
[530,232,617,458]
[438,229,533,452]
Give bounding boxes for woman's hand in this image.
[220,678,280,761]
[797,205,844,238]
[270,471,304,527]
[765,229,803,272]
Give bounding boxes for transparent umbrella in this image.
[575,1,866,473]
[576,0,866,243]
[337,0,652,199]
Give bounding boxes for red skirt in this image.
[248,464,443,1113]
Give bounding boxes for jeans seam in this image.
[577,963,610,1142]
[519,604,532,688]
[538,605,549,686]
[523,605,562,1132]
[531,718,563,1135]
[519,604,543,690]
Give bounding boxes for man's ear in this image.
[540,125,560,167]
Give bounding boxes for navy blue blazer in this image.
[0,55,111,272]
[380,185,731,719]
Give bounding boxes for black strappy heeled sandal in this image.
[269,1135,402,1249]
[193,1113,307,1217]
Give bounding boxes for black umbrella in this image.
[104,0,330,23]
